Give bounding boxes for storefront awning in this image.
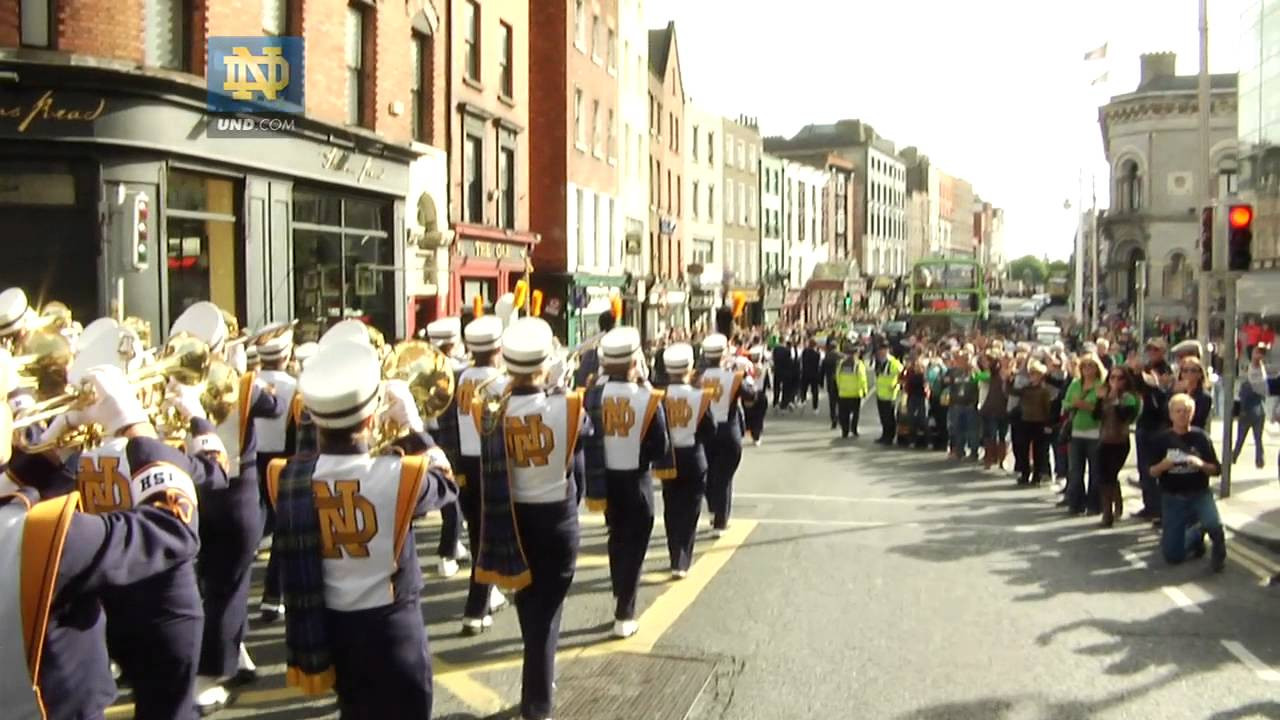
[782,289,804,308]
[873,275,896,290]
[805,278,845,291]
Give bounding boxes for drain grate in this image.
[554,652,716,720]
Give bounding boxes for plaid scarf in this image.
[581,384,608,512]
[432,396,463,486]
[474,398,532,591]
[275,412,334,695]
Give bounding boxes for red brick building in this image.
[442,0,536,317]
[646,22,685,332]
[527,0,622,343]
[0,0,446,340]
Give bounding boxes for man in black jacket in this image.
[799,338,823,411]
[820,338,843,428]
[771,339,796,409]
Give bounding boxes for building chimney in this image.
[1139,52,1177,87]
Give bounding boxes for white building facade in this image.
[865,145,907,278]
[617,0,650,294]
[684,103,723,329]
[783,160,830,296]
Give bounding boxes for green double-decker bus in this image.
[908,257,988,331]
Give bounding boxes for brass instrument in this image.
[371,340,456,452]
[123,316,154,350]
[14,327,73,400]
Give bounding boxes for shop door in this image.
[0,163,98,321]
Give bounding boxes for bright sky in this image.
[644,0,1248,261]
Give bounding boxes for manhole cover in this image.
[555,652,715,720]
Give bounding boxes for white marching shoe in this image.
[671,569,688,580]
[438,556,460,578]
[710,528,723,540]
[488,587,508,613]
[612,619,639,639]
[461,615,493,636]
[195,676,229,715]
[454,541,471,563]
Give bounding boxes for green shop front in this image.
[531,272,628,346]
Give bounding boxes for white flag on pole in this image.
[1091,71,1110,86]
[1083,43,1108,61]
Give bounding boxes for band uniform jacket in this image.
[0,442,203,720]
[453,365,510,486]
[698,364,757,440]
[582,380,671,510]
[265,438,457,714]
[658,382,717,479]
[254,369,298,456]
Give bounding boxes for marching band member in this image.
[253,321,298,623]
[473,317,588,720]
[0,286,34,351]
[37,325,230,720]
[582,326,671,638]
[455,315,510,634]
[658,342,716,578]
[426,317,469,577]
[170,302,285,712]
[0,361,209,720]
[268,339,457,718]
[698,332,756,537]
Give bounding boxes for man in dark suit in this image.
[771,340,795,409]
[820,338,842,428]
[800,338,822,411]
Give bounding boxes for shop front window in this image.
[293,190,394,336]
[165,170,242,323]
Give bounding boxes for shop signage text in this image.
[0,90,105,135]
[459,239,528,261]
[320,147,386,185]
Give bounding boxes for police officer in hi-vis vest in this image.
[252,321,298,623]
[658,342,717,578]
[0,359,212,720]
[473,316,589,720]
[167,302,285,712]
[698,333,756,537]
[268,338,458,718]
[454,315,510,634]
[36,323,230,720]
[582,326,672,639]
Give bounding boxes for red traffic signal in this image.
[1229,205,1254,229]
[1228,203,1254,272]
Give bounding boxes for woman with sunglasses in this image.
[1175,357,1213,430]
[1095,367,1140,527]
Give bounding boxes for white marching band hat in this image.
[68,325,143,384]
[426,317,462,348]
[502,317,554,373]
[0,288,30,337]
[294,341,319,368]
[77,317,120,352]
[464,316,504,353]
[299,340,382,429]
[1172,339,1203,357]
[600,327,641,365]
[170,301,228,350]
[663,342,695,373]
[256,321,294,361]
[320,319,372,348]
[701,333,729,358]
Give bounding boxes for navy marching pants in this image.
[197,476,262,678]
[513,496,579,720]
[457,456,493,620]
[662,469,705,571]
[705,428,742,530]
[604,469,656,620]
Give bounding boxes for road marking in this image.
[1161,586,1204,614]
[751,518,893,528]
[1222,640,1280,682]
[1119,549,1147,570]
[432,658,506,715]
[733,492,1030,507]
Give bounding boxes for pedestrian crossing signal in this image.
[1200,206,1213,272]
[843,293,852,311]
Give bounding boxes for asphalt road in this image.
[108,399,1280,719]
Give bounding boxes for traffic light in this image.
[119,191,150,271]
[1228,204,1254,272]
[1200,206,1214,272]
[843,293,852,312]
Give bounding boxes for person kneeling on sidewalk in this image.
[1149,393,1226,571]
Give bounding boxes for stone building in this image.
[1098,52,1237,318]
